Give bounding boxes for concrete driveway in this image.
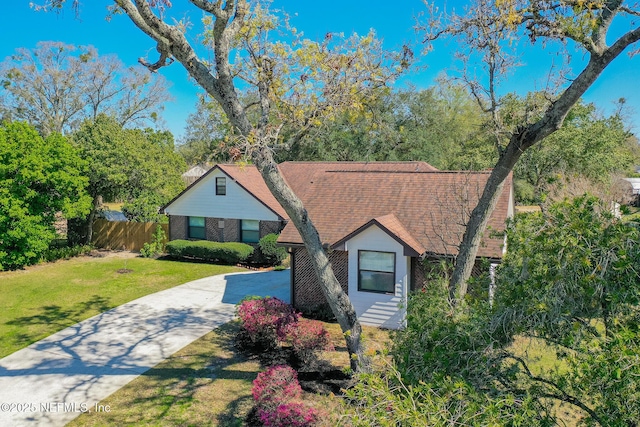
[0,269,290,427]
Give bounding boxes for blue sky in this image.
[1,1,638,141]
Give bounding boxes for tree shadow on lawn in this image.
[117,362,258,424]
[79,321,260,426]
[5,295,112,351]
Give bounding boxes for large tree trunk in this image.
[448,146,520,304]
[110,0,373,371]
[252,146,369,372]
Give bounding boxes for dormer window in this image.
[216,177,226,195]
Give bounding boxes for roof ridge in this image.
[324,170,493,174]
[280,161,429,164]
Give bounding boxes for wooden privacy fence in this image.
[92,219,169,252]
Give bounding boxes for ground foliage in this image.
[236,297,350,400]
[249,365,320,427]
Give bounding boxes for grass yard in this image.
[65,317,586,427]
[0,254,244,358]
[509,336,585,425]
[68,321,390,427]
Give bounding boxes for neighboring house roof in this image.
[624,178,640,195]
[182,165,210,178]
[182,164,212,185]
[278,168,513,260]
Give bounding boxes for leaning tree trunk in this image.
[252,146,369,372]
[448,149,520,305]
[448,32,640,307]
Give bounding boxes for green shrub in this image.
[166,239,254,264]
[257,233,288,266]
[140,225,166,258]
[40,244,93,263]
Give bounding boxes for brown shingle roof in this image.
[277,168,512,259]
[333,214,427,257]
[164,161,512,259]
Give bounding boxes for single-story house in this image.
[162,161,514,329]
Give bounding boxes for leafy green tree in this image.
[389,84,495,170]
[70,115,185,243]
[491,195,640,424]
[177,95,232,166]
[512,100,639,204]
[278,84,497,169]
[0,122,91,270]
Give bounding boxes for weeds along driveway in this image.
[0,269,290,427]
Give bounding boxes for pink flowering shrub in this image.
[257,402,319,427]
[286,319,334,363]
[252,366,319,427]
[237,297,298,348]
[252,365,302,407]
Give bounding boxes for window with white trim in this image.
[358,250,395,293]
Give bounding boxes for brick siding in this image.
[260,220,285,238]
[223,219,240,242]
[292,248,349,310]
[169,216,187,240]
[205,217,222,242]
[410,257,426,292]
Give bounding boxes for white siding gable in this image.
[165,169,280,221]
[345,225,410,329]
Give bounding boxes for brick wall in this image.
[223,219,240,242]
[260,220,285,238]
[169,216,187,240]
[410,257,426,292]
[205,217,222,242]
[292,248,349,310]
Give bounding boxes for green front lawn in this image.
[0,255,244,358]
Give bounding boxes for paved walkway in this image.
[0,270,290,427]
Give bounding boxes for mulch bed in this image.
[235,331,353,396]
